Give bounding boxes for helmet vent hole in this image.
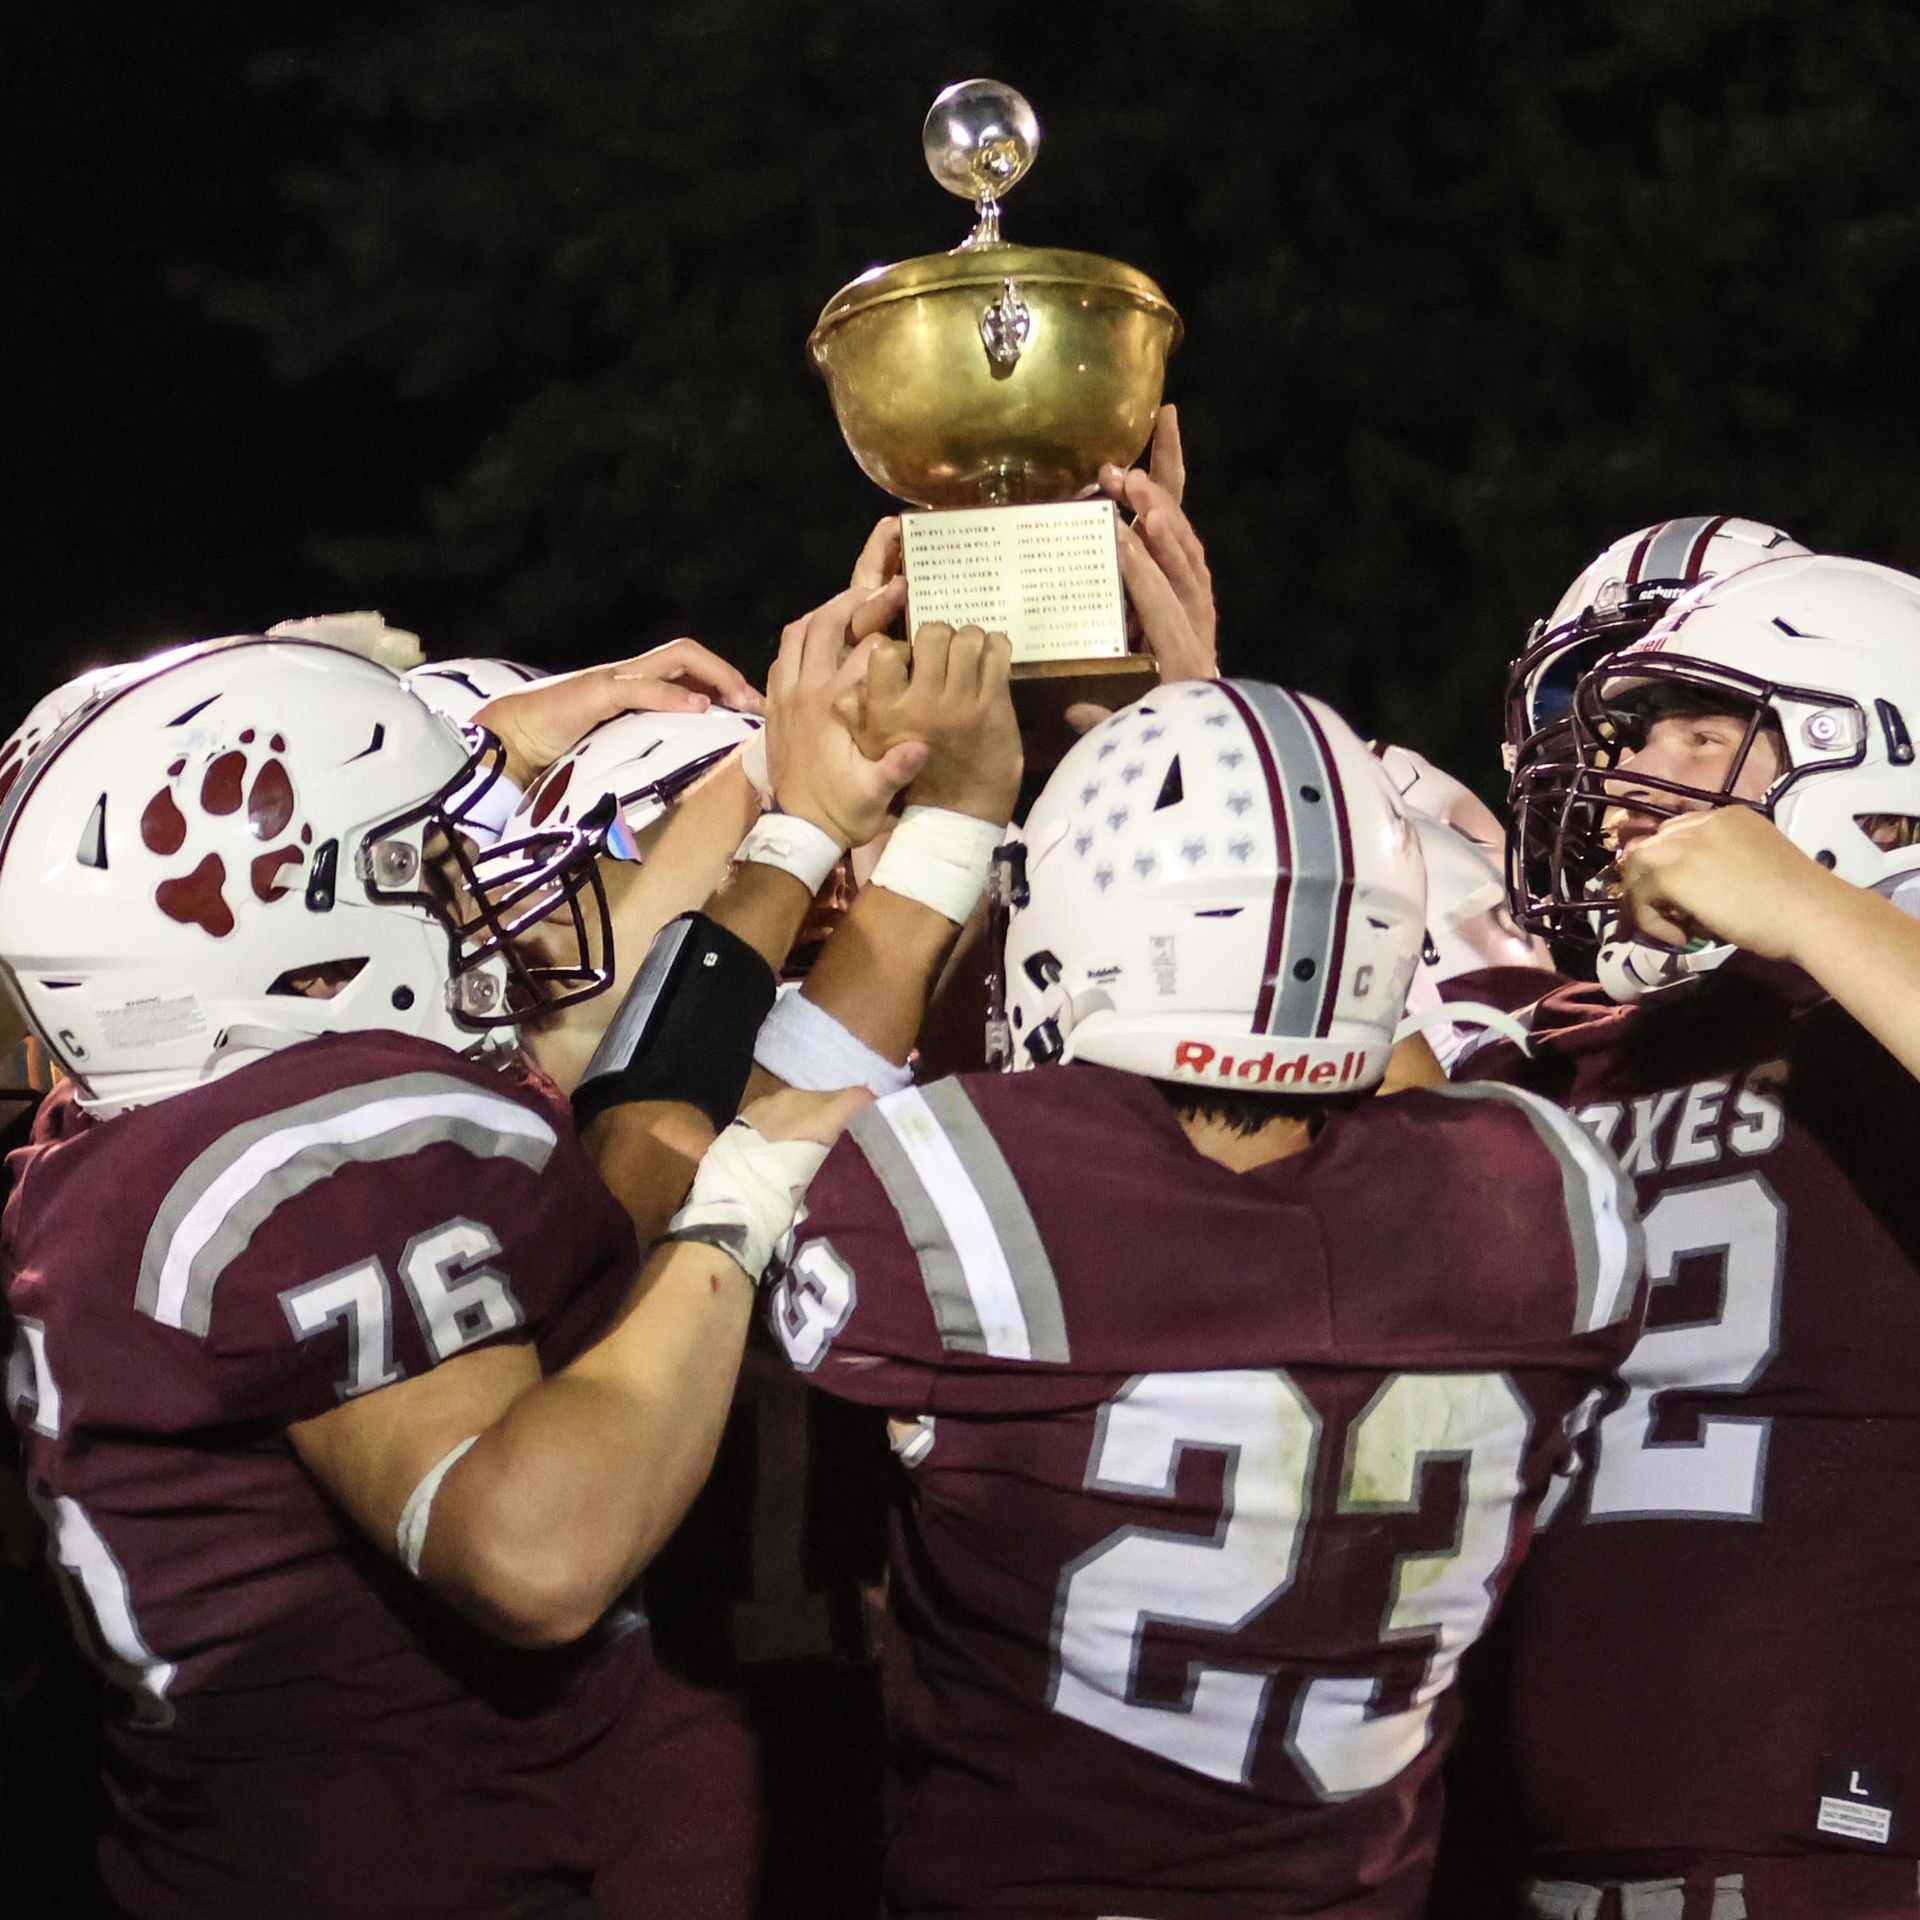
[167,696,220,728]
[1299,784,1321,804]
[77,795,108,870]
[1293,958,1317,982]
[1153,758,1184,811]
[348,723,388,764]
[266,958,367,998]
[1815,850,1837,869]
[392,986,415,1010]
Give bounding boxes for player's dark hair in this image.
[1151,1078,1368,1138]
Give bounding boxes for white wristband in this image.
[395,1434,480,1576]
[869,805,1003,925]
[737,812,843,894]
[754,984,915,1097]
[666,1118,833,1285]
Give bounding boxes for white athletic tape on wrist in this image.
[666,1120,833,1284]
[754,985,914,1096]
[869,805,1003,925]
[737,812,843,894]
[396,1433,481,1577]
[739,729,772,804]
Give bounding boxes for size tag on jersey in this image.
[1816,1756,1898,1847]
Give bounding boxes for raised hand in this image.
[1098,403,1218,682]
[1617,804,1839,960]
[765,579,928,850]
[475,638,764,780]
[857,622,1023,827]
[849,516,904,593]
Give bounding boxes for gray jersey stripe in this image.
[1430,1081,1644,1335]
[137,1073,557,1337]
[918,1080,1070,1366]
[1640,516,1717,585]
[1229,682,1343,1038]
[847,1102,987,1354]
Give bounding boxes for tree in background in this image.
[204,0,1920,789]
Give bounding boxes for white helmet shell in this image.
[1607,552,1920,892]
[1505,516,1808,771]
[998,680,1426,1095]
[400,656,543,728]
[0,640,525,1112]
[510,707,762,857]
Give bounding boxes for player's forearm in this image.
[706,855,815,974]
[797,884,959,1064]
[581,1099,714,1249]
[1785,881,1920,1085]
[420,1238,755,1646]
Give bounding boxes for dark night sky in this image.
[16,6,413,711]
[19,4,1920,792]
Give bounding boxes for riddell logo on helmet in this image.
[1171,1040,1368,1087]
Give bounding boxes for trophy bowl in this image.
[808,244,1183,509]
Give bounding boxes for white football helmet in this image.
[0,639,613,1113]
[509,706,762,858]
[1504,516,1807,775]
[993,680,1426,1095]
[0,648,223,817]
[1521,553,1920,995]
[400,656,544,727]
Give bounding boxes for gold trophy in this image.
[809,80,1184,759]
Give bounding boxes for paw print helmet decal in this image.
[991,679,1426,1095]
[0,638,614,1113]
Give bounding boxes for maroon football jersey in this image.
[773,1063,1645,1920]
[1,1029,670,1920]
[1464,955,1920,1881]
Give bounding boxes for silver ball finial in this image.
[923,80,1040,247]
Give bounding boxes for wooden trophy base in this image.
[1011,654,1161,769]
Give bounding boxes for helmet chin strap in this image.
[1393,998,1535,1058]
[203,1021,325,1072]
[1595,932,1732,1003]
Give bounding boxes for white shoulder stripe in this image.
[871,1085,1037,1362]
[1434,1080,1644,1334]
[138,1074,557,1337]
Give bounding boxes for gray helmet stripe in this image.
[1226,682,1345,1039]
[1640,516,1719,585]
[137,1072,558,1336]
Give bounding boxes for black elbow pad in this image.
[571,912,778,1134]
